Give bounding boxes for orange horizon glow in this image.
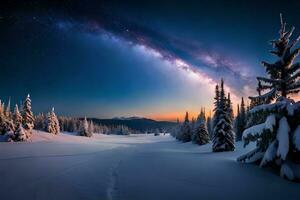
[148,109,214,122]
[150,94,300,122]
[147,99,251,122]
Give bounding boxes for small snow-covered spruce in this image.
[238,14,300,181]
[15,123,27,141]
[13,104,22,127]
[80,117,93,137]
[22,94,34,138]
[192,108,210,145]
[47,108,60,135]
[88,120,94,134]
[178,112,191,142]
[212,79,235,152]
[7,104,23,141]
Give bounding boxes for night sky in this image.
[1,0,300,121]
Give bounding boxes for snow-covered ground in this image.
[0,131,299,200]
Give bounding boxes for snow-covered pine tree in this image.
[212,79,235,152]
[0,100,15,136]
[238,14,300,181]
[13,104,22,127]
[88,120,94,134]
[15,123,27,141]
[80,117,92,137]
[22,94,34,138]
[192,108,210,145]
[178,112,191,142]
[6,104,23,141]
[47,108,60,135]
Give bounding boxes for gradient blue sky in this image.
[0,0,300,121]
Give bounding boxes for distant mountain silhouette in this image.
[88,117,176,132]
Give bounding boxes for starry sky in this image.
[0,0,300,121]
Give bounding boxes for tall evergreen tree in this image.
[212,79,235,152]
[89,120,94,134]
[22,94,34,138]
[80,117,93,137]
[178,112,191,142]
[238,14,300,181]
[47,108,60,135]
[192,108,210,145]
[13,104,22,128]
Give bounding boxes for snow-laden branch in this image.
[242,114,276,140]
[249,98,295,115]
[249,88,276,102]
[259,83,273,91]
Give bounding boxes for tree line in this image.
[0,96,140,141]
